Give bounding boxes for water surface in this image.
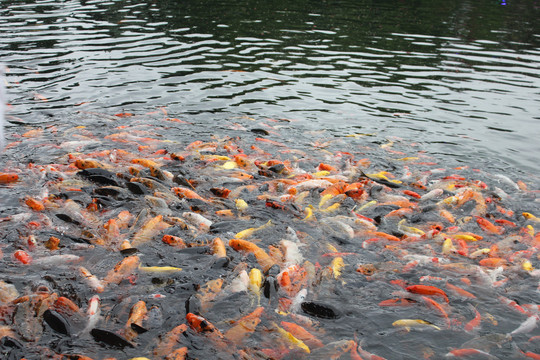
[1,0,539,173]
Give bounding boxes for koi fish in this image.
[131,215,171,247]
[224,306,264,344]
[235,220,273,239]
[0,172,19,184]
[406,285,449,303]
[123,300,147,341]
[464,305,482,332]
[392,319,441,331]
[445,348,500,359]
[103,255,140,285]
[248,268,263,304]
[139,265,182,273]
[229,239,275,272]
[510,315,539,336]
[79,267,104,293]
[280,321,324,349]
[274,323,311,353]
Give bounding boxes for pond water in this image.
[1,0,540,173]
[0,1,540,360]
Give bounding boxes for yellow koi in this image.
[313,170,330,177]
[221,160,238,169]
[521,260,534,272]
[320,202,341,213]
[356,200,377,212]
[398,219,425,236]
[452,234,478,242]
[235,220,272,239]
[248,268,263,305]
[365,171,402,184]
[303,205,314,221]
[318,194,334,209]
[275,325,310,353]
[201,154,231,161]
[235,199,249,211]
[442,238,456,255]
[138,265,182,273]
[395,157,419,161]
[330,257,345,280]
[523,212,540,222]
[469,248,491,258]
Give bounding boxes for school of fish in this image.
[0,112,539,359]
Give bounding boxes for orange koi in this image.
[123,300,147,341]
[13,250,32,264]
[464,306,481,332]
[523,352,540,360]
[153,324,188,358]
[378,298,417,307]
[172,186,207,201]
[446,348,497,358]
[22,128,44,137]
[229,239,275,272]
[114,112,134,117]
[494,219,517,227]
[132,214,171,247]
[498,296,528,315]
[445,282,476,299]
[103,255,140,285]
[406,285,449,303]
[211,237,227,258]
[0,173,18,184]
[210,187,231,198]
[74,159,104,170]
[230,171,254,181]
[385,208,413,218]
[479,258,506,268]
[165,347,189,360]
[162,235,187,248]
[439,209,456,223]
[366,231,401,242]
[25,197,45,211]
[475,216,504,235]
[255,137,287,147]
[421,296,449,323]
[403,189,421,199]
[224,307,264,344]
[131,158,160,168]
[53,296,80,316]
[45,236,60,250]
[186,313,223,337]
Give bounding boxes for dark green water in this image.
[1,0,539,173]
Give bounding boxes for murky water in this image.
[1,1,540,359]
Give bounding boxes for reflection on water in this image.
[0,0,539,173]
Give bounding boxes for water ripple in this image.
[1,0,539,172]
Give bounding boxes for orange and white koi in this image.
[79,267,104,293]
